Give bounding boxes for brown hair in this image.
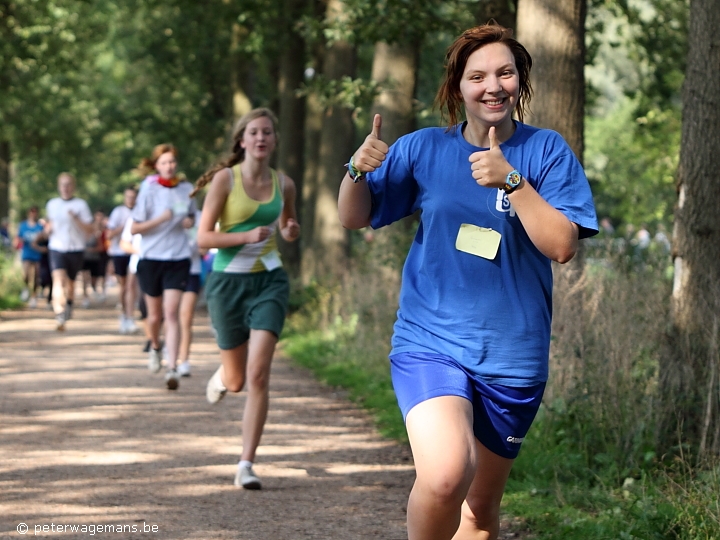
[434,23,533,128]
[191,107,279,197]
[137,143,178,177]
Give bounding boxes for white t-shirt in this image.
[187,210,202,275]
[106,204,133,256]
[131,176,196,261]
[120,218,142,274]
[46,197,93,252]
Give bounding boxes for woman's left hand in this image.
[281,218,300,242]
[469,126,514,189]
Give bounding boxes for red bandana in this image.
[157,176,180,188]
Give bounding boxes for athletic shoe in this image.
[124,319,139,335]
[28,297,37,308]
[64,302,73,320]
[20,288,30,302]
[142,339,151,353]
[177,361,191,377]
[81,297,91,309]
[164,369,179,390]
[234,464,261,490]
[55,313,66,332]
[148,348,162,373]
[206,366,227,404]
[119,316,128,334]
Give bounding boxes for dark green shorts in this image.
[205,268,290,350]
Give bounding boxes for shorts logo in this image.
[506,436,525,444]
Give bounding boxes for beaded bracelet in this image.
[344,156,364,183]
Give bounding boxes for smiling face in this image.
[240,116,276,161]
[155,151,177,179]
[459,42,519,132]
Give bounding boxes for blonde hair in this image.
[191,108,279,197]
[136,143,178,177]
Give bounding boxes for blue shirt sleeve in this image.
[367,136,420,229]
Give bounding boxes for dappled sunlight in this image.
[325,463,414,475]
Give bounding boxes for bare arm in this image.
[470,127,578,263]
[197,168,272,249]
[131,210,172,235]
[338,114,387,230]
[279,174,300,242]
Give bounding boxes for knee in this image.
[245,370,270,393]
[462,492,502,532]
[415,466,473,507]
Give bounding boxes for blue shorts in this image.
[390,352,545,459]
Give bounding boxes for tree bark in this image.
[0,140,9,221]
[370,41,418,146]
[276,0,307,279]
[516,0,585,160]
[305,0,356,280]
[663,0,720,456]
[476,0,516,30]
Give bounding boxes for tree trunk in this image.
[370,41,418,146]
[662,0,720,456]
[0,140,9,221]
[231,23,254,119]
[276,0,307,279]
[306,0,356,280]
[476,0,516,30]
[516,0,585,160]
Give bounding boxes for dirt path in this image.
[0,288,529,540]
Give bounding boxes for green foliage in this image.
[0,253,24,308]
[585,97,679,229]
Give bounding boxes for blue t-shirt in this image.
[367,122,598,386]
[18,221,44,262]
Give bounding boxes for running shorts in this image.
[137,259,190,297]
[205,268,289,350]
[390,351,545,459]
[49,250,84,281]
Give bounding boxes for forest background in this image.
[1,0,719,538]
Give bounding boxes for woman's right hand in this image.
[351,114,389,175]
[245,226,271,244]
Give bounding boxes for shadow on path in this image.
[0,291,414,539]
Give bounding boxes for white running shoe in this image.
[125,319,139,335]
[164,369,179,390]
[177,361,191,377]
[55,314,66,331]
[81,297,91,309]
[119,316,128,334]
[148,348,162,373]
[20,288,30,302]
[28,297,37,308]
[206,366,227,404]
[234,464,261,490]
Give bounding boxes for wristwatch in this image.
[502,169,522,194]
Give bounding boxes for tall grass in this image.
[282,232,720,538]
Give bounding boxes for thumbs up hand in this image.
[351,114,389,176]
[469,126,514,189]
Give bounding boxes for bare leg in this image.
[123,273,136,321]
[161,288,183,370]
[452,442,514,540]
[215,329,277,463]
[51,269,69,316]
[144,294,163,350]
[405,396,478,540]
[178,291,198,363]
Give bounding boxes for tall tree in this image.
[516,0,586,160]
[663,0,720,456]
[304,0,356,279]
[476,0,516,28]
[276,0,308,278]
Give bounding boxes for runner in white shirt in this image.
[106,186,138,333]
[131,144,196,390]
[45,173,94,330]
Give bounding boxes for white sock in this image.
[239,460,252,469]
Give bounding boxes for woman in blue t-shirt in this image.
[17,206,44,307]
[338,23,598,540]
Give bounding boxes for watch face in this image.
[507,171,521,187]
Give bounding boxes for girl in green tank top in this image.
[191,108,300,490]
